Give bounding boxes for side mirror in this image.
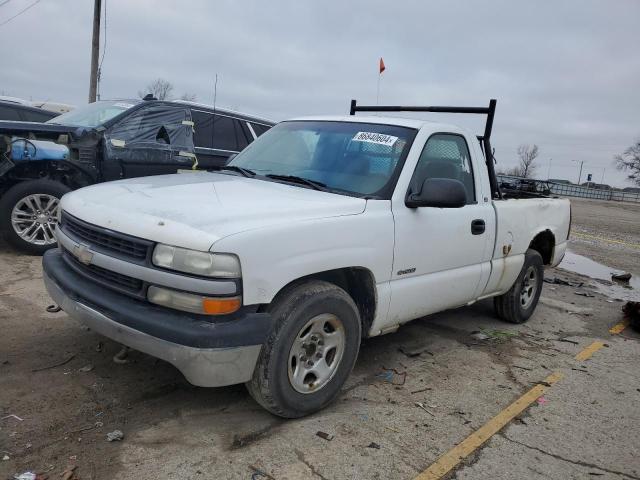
[405,178,467,208]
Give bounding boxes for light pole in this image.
[572,160,584,184]
[547,158,552,180]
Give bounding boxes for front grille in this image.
[61,212,151,261]
[62,249,143,295]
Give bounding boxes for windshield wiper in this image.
[265,174,329,192]
[216,165,256,177]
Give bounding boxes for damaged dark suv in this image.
[0,98,273,254]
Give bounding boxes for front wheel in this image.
[0,180,70,255]
[494,249,544,324]
[246,280,361,418]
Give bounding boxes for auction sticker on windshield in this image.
[352,131,398,147]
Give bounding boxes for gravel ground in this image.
[567,197,640,275]
[0,197,638,480]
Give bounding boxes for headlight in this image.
[152,244,241,278]
[148,286,241,315]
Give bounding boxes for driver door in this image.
[388,133,494,324]
[102,105,195,180]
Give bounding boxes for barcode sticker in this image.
[352,131,398,147]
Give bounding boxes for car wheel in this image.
[494,248,544,324]
[246,280,361,418]
[0,179,70,255]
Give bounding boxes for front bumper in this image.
[43,249,271,387]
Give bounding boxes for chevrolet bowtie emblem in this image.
[73,243,94,265]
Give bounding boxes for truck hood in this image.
[60,172,367,251]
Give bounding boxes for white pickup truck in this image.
[43,99,570,418]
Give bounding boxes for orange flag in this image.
[379,57,386,74]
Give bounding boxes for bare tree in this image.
[615,140,640,186]
[180,92,197,101]
[138,78,174,100]
[516,144,539,178]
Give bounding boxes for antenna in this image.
[213,74,218,114]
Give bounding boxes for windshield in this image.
[46,100,138,127]
[229,120,416,197]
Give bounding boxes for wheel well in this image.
[0,160,94,197]
[529,230,555,265]
[267,267,377,337]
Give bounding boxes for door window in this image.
[191,110,214,148]
[108,106,190,147]
[0,105,22,121]
[250,123,271,137]
[411,133,475,203]
[235,119,249,150]
[21,109,56,122]
[211,114,244,151]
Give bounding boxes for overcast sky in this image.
[1,0,639,187]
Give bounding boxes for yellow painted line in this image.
[571,231,640,249]
[414,372,564,480]
[574,341,605,361]
[609,319,629,335]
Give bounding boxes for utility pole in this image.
[547,158,552,180]
[577,160,584,184]
[88,0,101,103]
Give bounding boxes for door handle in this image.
[471,219,485,235]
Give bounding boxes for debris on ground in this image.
[248,465,275,480]
[470,331,490,341]
[367,442,381,449]
[2,454,9,461]
[410,387,432,394]
[536,396,548,405]
[623,301,640,331]
[471,328,518,342]
[544,277,583,287]
[2,414,24,422]
[45,304,61,313]
[316,431,334,441]
[612,272,632,283]
[106,430,124,442]
[415,402,435,416]
[557,338,579,345]
[112,346,129,364]
[95,341,104,352]
[575,291,595,298]
[398,345,434,358]
[31,354,76,372]
[60,465,78,480]
[78,364,93,372]
[377,366,407,385]
[12,472,40,480]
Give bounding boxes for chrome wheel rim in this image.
[288,313,346,394]
[520,265,538,309]
[11,194,59,246]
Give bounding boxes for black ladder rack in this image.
[349,99,501,199]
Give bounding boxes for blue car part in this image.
[10,137,69,161]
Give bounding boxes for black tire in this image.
[246,280,361,418]
[0,179,70,255]
[494,249,544,324]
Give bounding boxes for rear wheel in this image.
[0,180,70,255]
[246,280,361,418]
[494,249,544,324]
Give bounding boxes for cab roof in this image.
[288,115,468,134]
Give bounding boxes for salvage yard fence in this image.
[497,175,640,204]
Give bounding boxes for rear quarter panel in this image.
[481,197,570,296]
